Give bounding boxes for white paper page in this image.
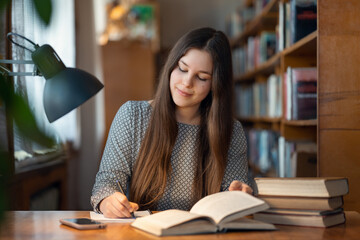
[90,210,151,223]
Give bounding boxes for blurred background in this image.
[0,0,242,211]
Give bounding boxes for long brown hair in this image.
[130,27,234,209]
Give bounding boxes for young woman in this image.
[91,27,252,218]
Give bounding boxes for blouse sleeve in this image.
[221,120,250,191]
[91,101,136,212]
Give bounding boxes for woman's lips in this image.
[176,88,192,97]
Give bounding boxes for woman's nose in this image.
[182,73,193,87]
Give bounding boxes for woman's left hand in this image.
[229,180,253,194]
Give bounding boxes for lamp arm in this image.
[0,59,33,64]
[0,59,41,77]
[7,32,39,53]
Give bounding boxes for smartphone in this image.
[60,218,107,230]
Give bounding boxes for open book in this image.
[131,191,275,236]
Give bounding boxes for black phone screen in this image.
[65,218,101,225]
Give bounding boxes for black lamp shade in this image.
[43,68,104,122]
[32,44,104,123]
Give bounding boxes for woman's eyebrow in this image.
[180,60,188,67]
[180,60,212,75]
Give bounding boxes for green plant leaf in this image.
[0,75,55,148]
[32,0,52,26]
[0,0,11,13]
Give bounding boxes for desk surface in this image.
[0,211,359,240]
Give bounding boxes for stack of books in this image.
[253,177,349,227]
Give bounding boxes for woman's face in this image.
[170,48,213,114]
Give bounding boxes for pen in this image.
[116,180,135,218]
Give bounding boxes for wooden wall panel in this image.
[318,131,360,211]
[318,0,360,130]
[318,0,360,211]
[101,41,156,142]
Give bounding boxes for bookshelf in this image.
[230,0,360,211]
[230,0,279,48]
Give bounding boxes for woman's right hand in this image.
[99,192,139,218]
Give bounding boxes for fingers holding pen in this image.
[115,180,139,217]
[113,192,134,217]
[99,192,139,218]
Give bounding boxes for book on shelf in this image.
[279,0,317,49]
[131,191,275,236]
[282,72,288,120]
[291,67,317,120]
[247,36,256,71]
[253,209,345,227]
[232,48,246,77]
[259,31,276,63]
[267,74,282,118]
[246,129,279,175]
[235,74,282,119]
[285,67,292,120]
[290,0,317,44]
[225,2,255,38]
[254,177,349,198]
[235,83,253,117]
[277,139,317,178]
[226,8,243,38]
[259,195,344,211]
[293,150,317,177]
[285,1,291,48]
[278,1,286,50]
[285,67,317,120]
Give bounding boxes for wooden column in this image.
[318,0,360,211]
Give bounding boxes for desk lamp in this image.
[0,32,104,122]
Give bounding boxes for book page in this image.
[131,209,213,229]
[219,217,276,231]
[190,191,268,224]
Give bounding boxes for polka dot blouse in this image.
[91,101,249,212]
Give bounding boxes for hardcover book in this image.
[277,140,317,178]
[261,207,343,216]
[259,196,344,210]
[131,191,275,236]
[254,208,345,227]
[291,67,317,120]
[254,177,349,197]
[290,0,317,44]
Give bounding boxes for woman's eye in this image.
[178,66,187,72]
[197,76,207,81]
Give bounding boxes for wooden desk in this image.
[0,211,359,240]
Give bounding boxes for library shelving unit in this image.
[230,0,360,211]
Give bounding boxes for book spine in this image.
[291,0,317,44]
[286,67,292,120]
[291,68,317,120]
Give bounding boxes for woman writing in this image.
[91,27,252,218]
